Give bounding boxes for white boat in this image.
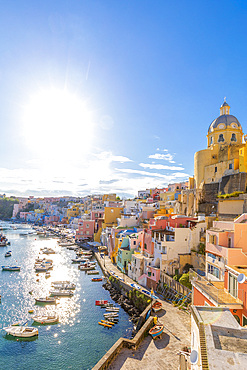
[50,290,74,297]
[5,251,12,257]
[51,282,76,290]
[87,270,100,275]
[79,265,95,271]
[41,248,55,254]
[3,326,38,337]
[35,265,48,272]
[105,307,120,312]
[103,313,119,318]
[31,314,59,324]
[35,297,57,304]
[71,257,88,263]
[45,271,51,278]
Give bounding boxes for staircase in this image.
[199,323,209,369]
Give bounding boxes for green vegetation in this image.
[0,196,19,220]
[217,191,244,199]
[179,273,192,289]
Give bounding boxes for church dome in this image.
[208,100,242,133]
[208,114,241,133]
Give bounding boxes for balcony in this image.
[190,269,243,309]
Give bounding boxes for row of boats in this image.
[96,300,121,328]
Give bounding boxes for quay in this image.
[93,252,191,370]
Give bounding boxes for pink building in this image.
[149,215,197,231]
[75,219,95,241]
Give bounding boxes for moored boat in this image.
[51,282,76,290]
[50,290,74,297]
[91,277,102,282]
[35,297,56,304]
[98,321,112,328]
[149,324,164,339]
[152,301,162,312]
[2,266,20,271]
[3,326,38,338]
[31,314,59,324]
[87,270,99,275]
[95,300,108,306]
[5,251,12,257]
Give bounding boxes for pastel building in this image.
[75,219,95,241]
[205,214,247,282]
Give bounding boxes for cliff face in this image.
[0,197,19,220]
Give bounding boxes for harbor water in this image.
[0,223,133,369]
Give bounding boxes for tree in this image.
[179,273,192,289]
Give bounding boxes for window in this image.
[243,315,247,327]
[210,137,213,145]
[86,231,89,235]
[218,134,224,142]
[207,263,219,279]
[229,273,237,298]
[231,133,237,142]
[229,163,233,170]
[215,167,217,173]
[133,241,136,245]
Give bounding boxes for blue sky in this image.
[0,0,247,198]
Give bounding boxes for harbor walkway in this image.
[96,253,191,370]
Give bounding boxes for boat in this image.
[105,307,119,312]
[149,324,164,339]
[3,326,38,338]
[50,290,74,297]
[31,314,59,324]
[41,248,55,254]
[91,278,103,282]
[152,301,162,312]
[45,272,51,278]
[2,266,20,271]
[101,320,115,326]
[87,270,99,275]
[95,300,108,306]
[35,297,57,304]
[103,313,119,318]
[51,282,76,290]
[79,265,95,271]
[35,265,48,272]
[5,251,12,257]
[71,257,89,263]
[98,322,112,328]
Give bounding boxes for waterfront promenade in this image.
[95,253,191,370]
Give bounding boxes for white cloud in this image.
[139,163,184,171]
[149,153,174,162]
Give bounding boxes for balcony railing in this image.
[189,269,243,307]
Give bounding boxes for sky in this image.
[1,0,247,198]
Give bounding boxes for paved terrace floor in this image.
[98,254,191,370]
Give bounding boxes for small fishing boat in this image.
[2,266,20,271]
[35,265,48,272]
[152,301,162,313]
[35,297,56,304]
[105,307,119,312]
[79,264,95,271]
[31,314,59,324]
[50,290,74,297]
[103,313,119,318]
[149,324,164,339]
[98,321,112,328]
[71,257,88,263]
[51,282,76,290]
[91,277,102,282]
[3,326,38,338]
[95,300,108,306]
[87,270,99,275]
[101,319,115,326]
[5,251,12,257]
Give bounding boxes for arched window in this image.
[210,136,213,145]
[218,134,224,142]
[231,133,237,142]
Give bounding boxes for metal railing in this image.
[190,268,243,306]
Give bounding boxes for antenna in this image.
[190,350,198,365]
[237,273,246,284]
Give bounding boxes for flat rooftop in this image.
[192,306,247,369]
[227,265,247,277]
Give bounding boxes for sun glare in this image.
[22,88,94,159]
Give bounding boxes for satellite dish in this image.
[237,273,246,284]
[190,350,198,365]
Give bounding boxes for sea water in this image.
[0,224,133,369]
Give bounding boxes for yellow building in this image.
[194,101,244,189]
[67,205,80,220]
[102,194,117,202]
[103,206,123,226]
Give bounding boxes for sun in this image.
[22,88,94,159]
